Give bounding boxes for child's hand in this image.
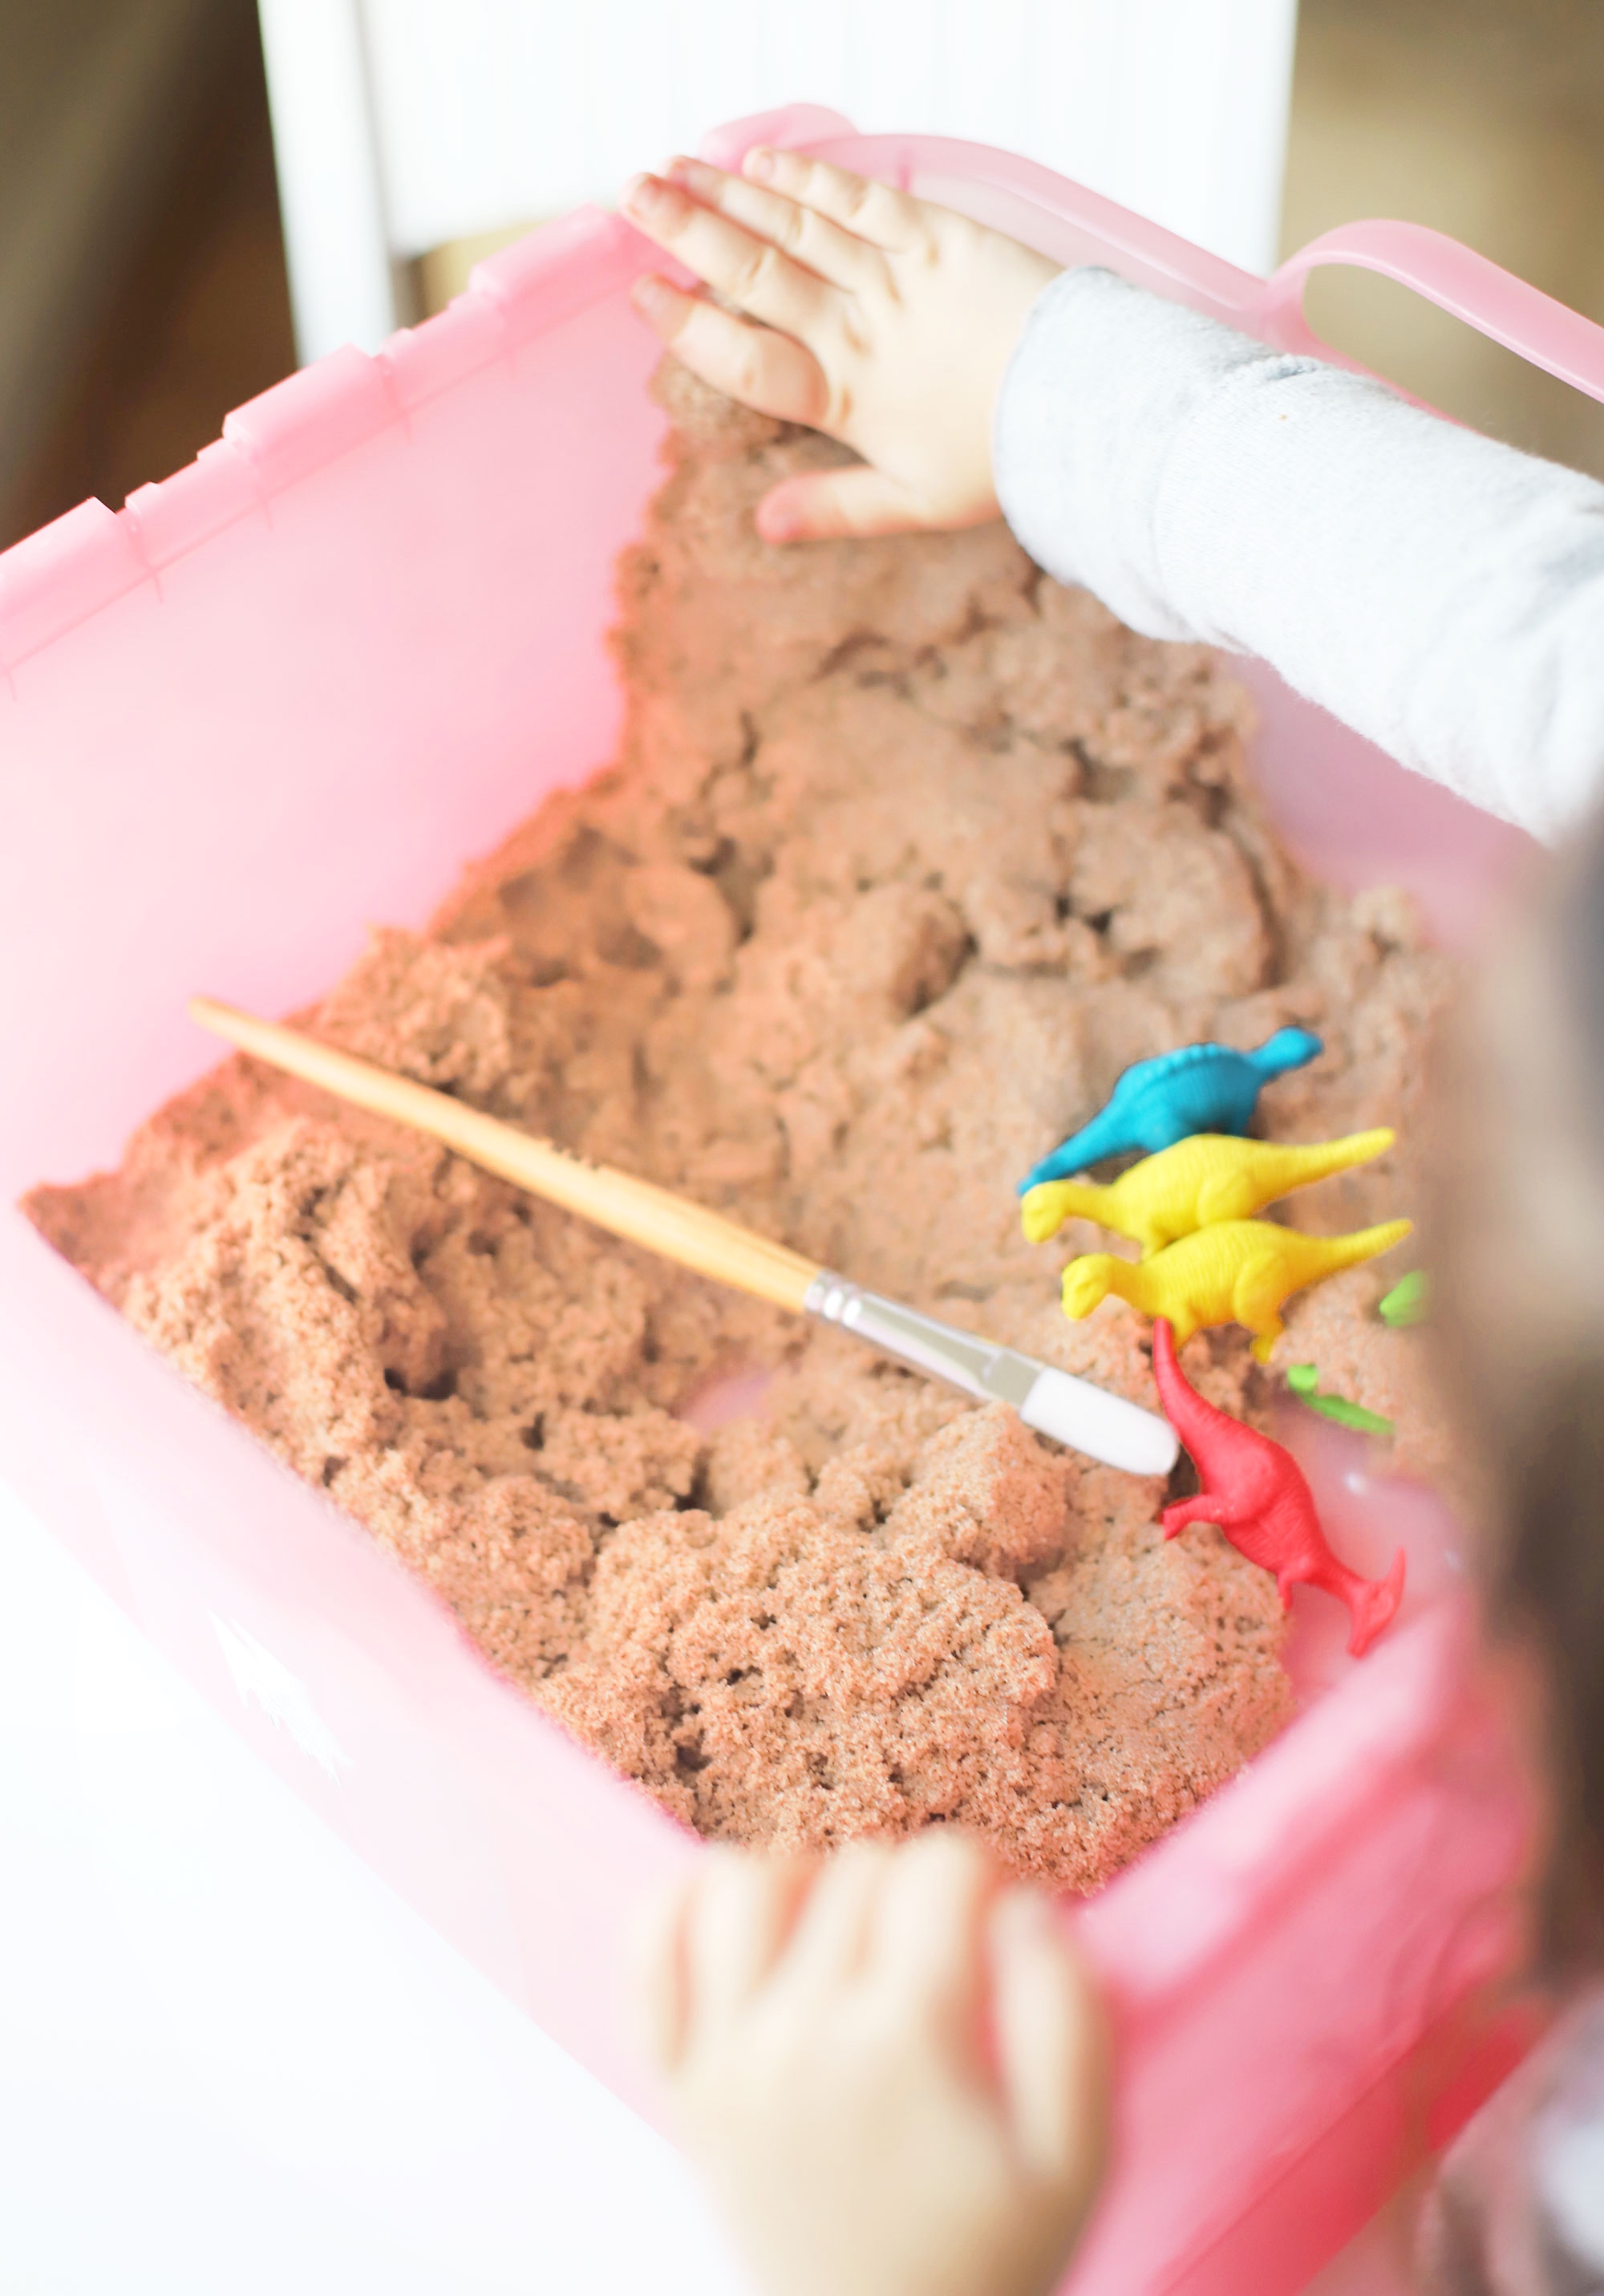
[634,1832,1109,2296]
[622,151,1060,544]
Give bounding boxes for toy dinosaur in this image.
[1152,1319,1405,1657]
[1379,1270,1430,1328]
[1022,1126,1395,1258]
[1059,1215,1412,1363]
[1286,1363,1395,1438]
[1018,1027,1323,1192]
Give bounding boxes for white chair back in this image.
[257,0,1298,363]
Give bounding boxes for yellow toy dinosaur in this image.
[1023,1128,1395,1258]
[1059,1216,1413,1362]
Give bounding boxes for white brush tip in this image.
[1019,1365,1179,1477]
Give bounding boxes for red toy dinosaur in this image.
[1150,1318,1405,1657]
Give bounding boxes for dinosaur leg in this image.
[1165,1487,1221,1543]
[1235,1255,1290,1365]
[1165,1304,1200,1351]
[1162,1491,1252,1540]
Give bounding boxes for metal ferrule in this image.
[804,1272,1042,1412]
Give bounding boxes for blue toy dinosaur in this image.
[1017,1028,1323,1194]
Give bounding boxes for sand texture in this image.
[26,368,1451,1888]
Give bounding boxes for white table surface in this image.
[0,1482,747,2296]
[0,1475,1414,2296]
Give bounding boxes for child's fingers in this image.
[869,1832,994,2066]
[622,174,832,341]
[662,156,881,295]
[742,147,928,254]
[988,1889,1110,2194]
[771,1841,890,1999]
[687,1850,812,2040]
[629,1869,697,2075]
[756,466,930,544]
[630,278,827,428]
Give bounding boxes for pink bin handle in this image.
[697,111,1604,417]
[1259,218,1604,405]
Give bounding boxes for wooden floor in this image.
[2,0,293,553]
[5,0,1603,561]
[1285,0,1604,478]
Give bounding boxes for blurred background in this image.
[2,0,1602,554]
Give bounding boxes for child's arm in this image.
[623,151,1604,846]
[634,1832,1109,2296]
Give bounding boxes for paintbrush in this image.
[189,996,1177,1477]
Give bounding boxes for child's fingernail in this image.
[744,146,776,182]
[662,154,696,181]
[622,172,666,218]
[630,274,675,320]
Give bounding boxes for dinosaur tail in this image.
[1319,1217,1414,1275]
[1017,1114,1126,1195]
[1021,1178,1111,1243]
[1346,1548,1407,1658]
[1270,1127,1395,1193]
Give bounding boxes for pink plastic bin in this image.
[4,107,1600,2294]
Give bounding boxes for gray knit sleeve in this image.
[993,266,1604,843]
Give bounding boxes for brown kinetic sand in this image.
[25,367,1452,1890]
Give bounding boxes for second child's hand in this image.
[622,149,1059,545]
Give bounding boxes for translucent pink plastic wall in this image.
[4,105,1596,2293]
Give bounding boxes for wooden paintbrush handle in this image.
[189,997,821,1313]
